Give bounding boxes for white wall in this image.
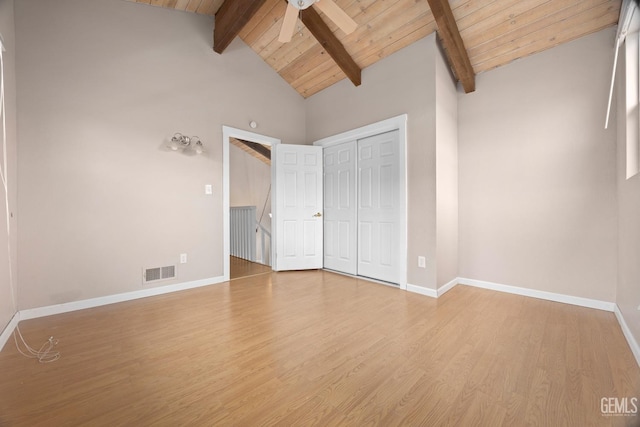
[306,34,440,290]
[616,36,640,346]
[0,0,18,329]
[14,0,305,309]
[458,28,618,302]
[435,44,459,288]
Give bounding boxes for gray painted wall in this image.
[458,28,618,302]
[0,0,17,330]
[435,44,459,288]
[306,34,440,291]
[14,0,305,309]
[616,37,640,347]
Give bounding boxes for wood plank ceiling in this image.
[128,0,621,98]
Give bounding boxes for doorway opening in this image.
[223,126,280,282]
[229,138,273,279]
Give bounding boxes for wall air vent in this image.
[143,265,177,285]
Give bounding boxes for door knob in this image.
[313,212,322,217]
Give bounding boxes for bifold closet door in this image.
[357,130,400,284]
[323,141,357,275]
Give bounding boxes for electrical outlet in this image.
[205,184,213,195]
[180,253,187,264]
[418,256,426,268]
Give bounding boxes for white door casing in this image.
[323,141,357,275]
[273,144,324,271]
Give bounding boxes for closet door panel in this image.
[323,141,357,275]
[357,130,400,284]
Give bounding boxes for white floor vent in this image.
[143,265,177,285]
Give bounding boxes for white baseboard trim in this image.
[0,311,20,352]
[437,278,458,297]
[614,305,640,368]
[457,277,616,312]
[19,276,226,321]
[407,278,457,299]
[407,283,437,298]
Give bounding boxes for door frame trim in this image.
[312,114,408,290]
[222,126,280,281]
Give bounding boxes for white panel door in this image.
[323,141,357,275]
[273,144,323,271]
[357,130,400,284]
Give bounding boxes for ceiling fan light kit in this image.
[292,0,315,9]
[278,0,357,43]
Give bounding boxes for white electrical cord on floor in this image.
[0,38,60,363]
[13,328,60,363]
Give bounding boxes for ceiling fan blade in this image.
[313,0,357,35]
[278,2,299,43]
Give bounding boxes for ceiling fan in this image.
[278,0,357,43]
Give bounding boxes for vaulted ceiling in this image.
[128,0,621,98]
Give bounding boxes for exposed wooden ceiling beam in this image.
[300,4,361,87]
[426,0,475,93]
[214,0,268,54]
[235,138,271,162]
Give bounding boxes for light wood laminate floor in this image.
[230,256,272,280]
[0,271,638,426]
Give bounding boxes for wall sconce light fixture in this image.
[169,133,204,154]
